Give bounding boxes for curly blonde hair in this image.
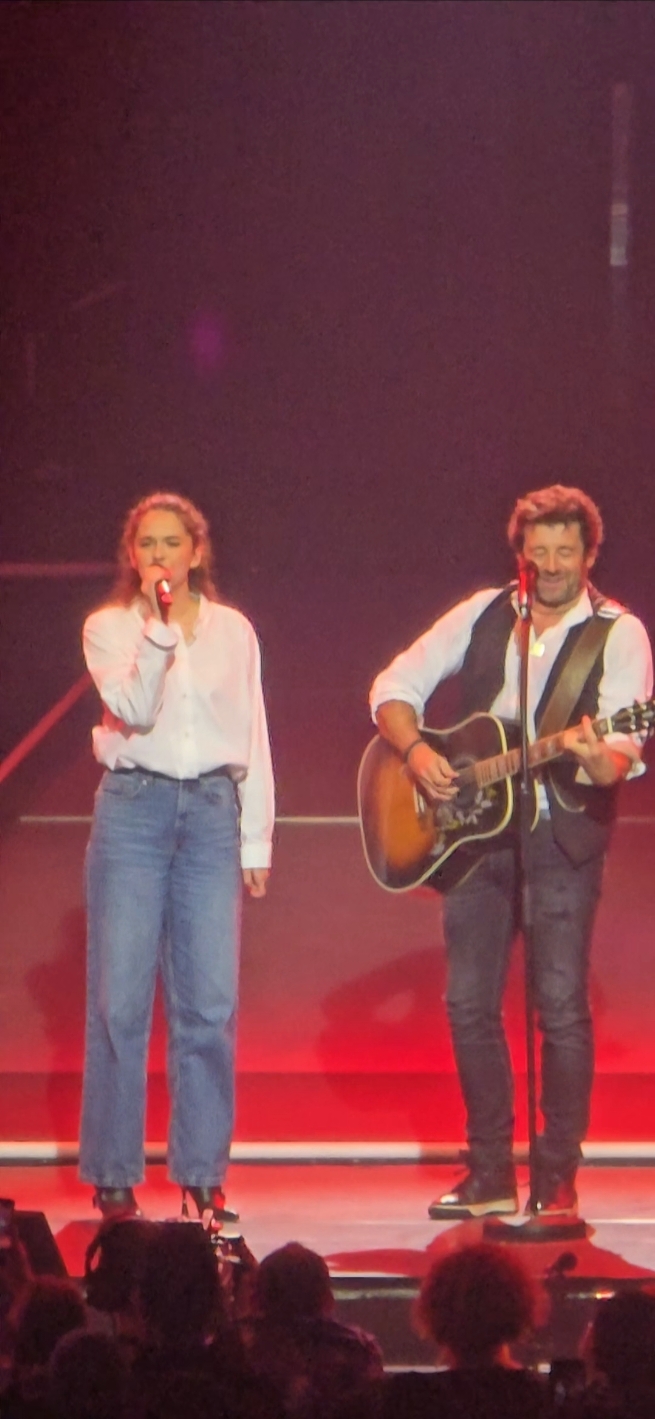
[109,491,219,605]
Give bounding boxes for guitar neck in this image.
[468,713,613,789]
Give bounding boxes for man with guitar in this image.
[369,485,653,1219]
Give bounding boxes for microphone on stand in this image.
[517,560,537,619]
[155,577,173,619]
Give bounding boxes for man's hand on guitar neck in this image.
[562,714,633,787]
[375,701,459,802]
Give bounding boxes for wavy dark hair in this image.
[507,484,604,557]
[416,1243,535,1364]
[591,1288,655,1392]
[251,1243,334,1321]
[109,491,219,605]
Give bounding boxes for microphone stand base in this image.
[482,1213,588,1244]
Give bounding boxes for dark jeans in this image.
[442,816,604,1181]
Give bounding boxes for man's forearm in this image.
[375,701,423,756]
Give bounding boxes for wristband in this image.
[402,738,424,763]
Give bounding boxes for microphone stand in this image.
[517,575,541,1221]
[485,572,586,1244]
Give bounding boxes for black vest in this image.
[458,585,623,865]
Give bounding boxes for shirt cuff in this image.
[241,842,273,870]
[143,615,179,650]
[574,734,645,786]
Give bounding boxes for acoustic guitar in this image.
[357,700,655,893]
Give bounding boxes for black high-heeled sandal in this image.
[180,1186,239,1223]
[92,1186,141,1219]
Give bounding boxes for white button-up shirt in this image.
[371,586,653,807]
[84,595,274,869]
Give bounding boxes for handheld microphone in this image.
[155,577,173,612]
[517,560,537,618]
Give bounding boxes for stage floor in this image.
[3,1158,655,1280]
[2,1159,655,1365]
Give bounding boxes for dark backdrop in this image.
[1,0,655,812]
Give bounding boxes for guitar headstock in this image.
[609,698,655,737]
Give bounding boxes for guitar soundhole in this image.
[435,753,496,831]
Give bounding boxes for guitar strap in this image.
[536,600,620,738]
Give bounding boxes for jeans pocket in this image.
[100,771,148,800]
[197,774,233,803]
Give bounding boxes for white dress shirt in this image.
[371,586,653,808]
[84,595,275,869]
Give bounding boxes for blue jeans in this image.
[79,770,242,1188]
[442,817,604,1181]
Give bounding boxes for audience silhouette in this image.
[0,1227,653,1419]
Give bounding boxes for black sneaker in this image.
[529,1176,578,1217]
[428,1167,518,1219]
